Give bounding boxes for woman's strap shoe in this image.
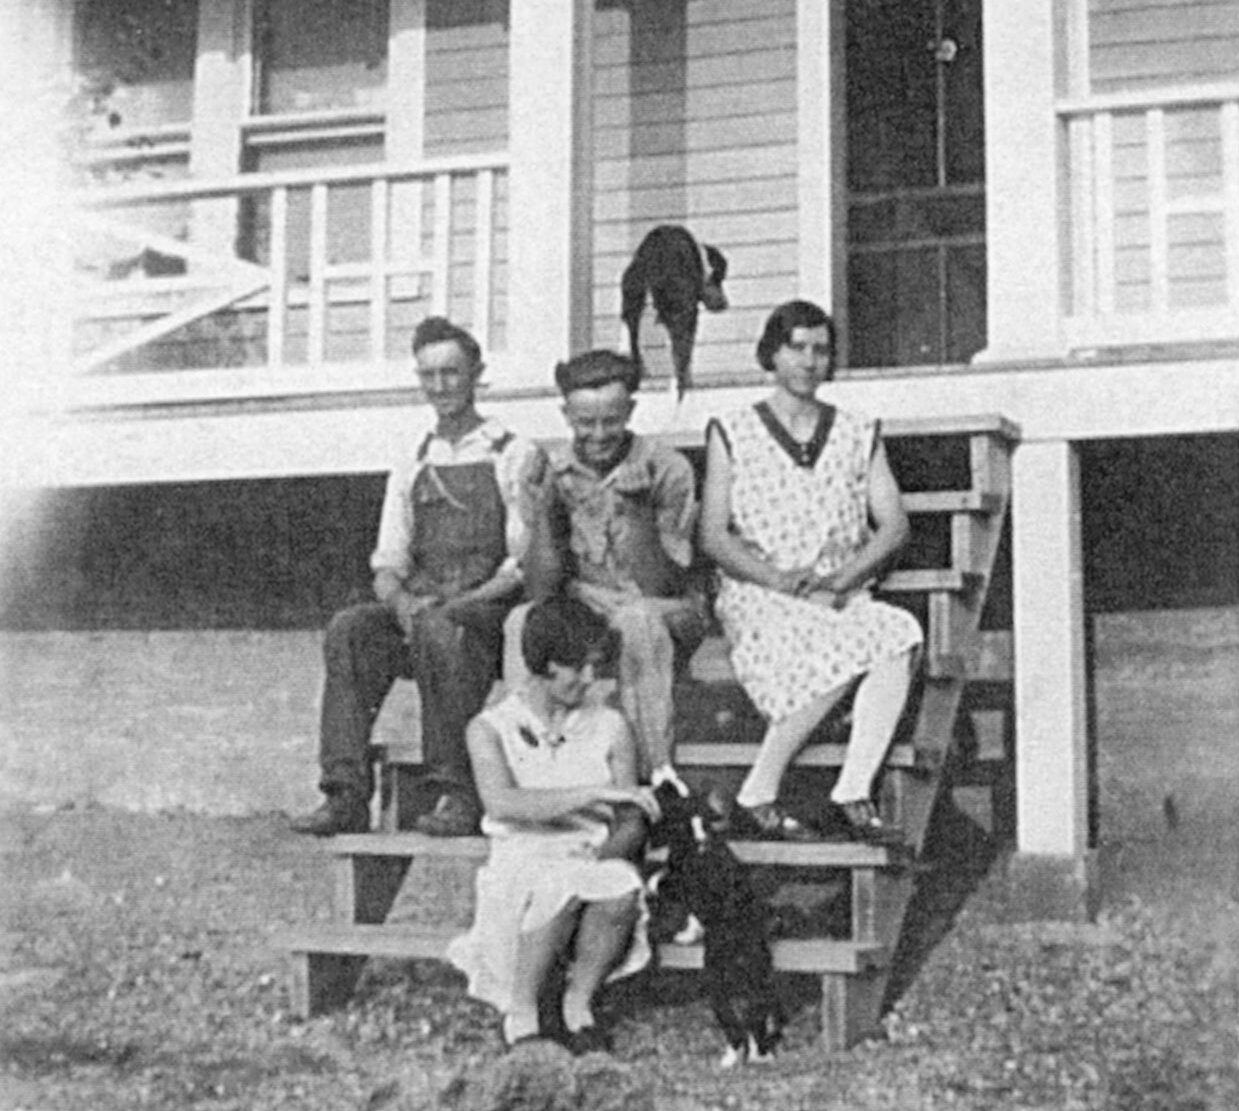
[835,799,905,847]
[729,801,822,842]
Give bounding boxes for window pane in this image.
[942,0,984,185]
[849,248,940,367]
[945,243,986,363]
[239,139,385,277]
[846,0,938,192]
[75,0,198,129]
[256,0,389,115]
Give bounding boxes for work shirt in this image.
[545,433,697,597]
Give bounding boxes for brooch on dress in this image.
[518,724,565,750]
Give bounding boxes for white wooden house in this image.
[5,0,1239,916]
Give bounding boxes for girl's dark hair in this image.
[521,595,619,677]
[755,299,837,373]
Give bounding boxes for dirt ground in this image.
[2,608,1237,1110]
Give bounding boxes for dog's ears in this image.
[704,244,728,284]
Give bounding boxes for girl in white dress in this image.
[447,595,660,1051]
[699,300,923,845]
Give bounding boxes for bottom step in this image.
[275,922,887,977]
[276,923,890,1050]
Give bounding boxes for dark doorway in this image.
[845,0,986,369]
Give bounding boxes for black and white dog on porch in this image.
[646,774,784,1066]
[620,225,729,399]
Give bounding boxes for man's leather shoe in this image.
[290,799,370,837]
[414,793,480,837]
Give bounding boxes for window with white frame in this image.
[252,0,390,115]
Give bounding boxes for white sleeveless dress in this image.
[445,690,651,1014]
[711,403,924,722]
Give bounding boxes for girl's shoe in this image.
[501,1014,547,1052]
[563,1025,612,1056]
[835,799,905,847]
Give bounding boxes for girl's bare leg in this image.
[561,893,640,1033]
[506,901,580,1043]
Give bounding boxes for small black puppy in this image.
[647,777,783,1066]
[620,225,729,398]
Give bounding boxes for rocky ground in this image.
[2,607,1237,1110]
[1,791,1236,1111]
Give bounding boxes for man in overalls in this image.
[292,317,541,837]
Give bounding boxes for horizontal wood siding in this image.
[423,0,509,155]
[1089,0,1239,92]
[592,0,799,383]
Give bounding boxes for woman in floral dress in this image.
[699,300,922,844]
[447,594,660,1051]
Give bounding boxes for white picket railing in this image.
[72,153,508,389]
[1059,81,1239,350]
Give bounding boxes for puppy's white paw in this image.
[748,1035,774,1064]
[671,914,705,945]
[719,1044,743,1069]
[652,764,689,797]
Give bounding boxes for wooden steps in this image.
[277,414,1018,1054]
[276,921,889,1028]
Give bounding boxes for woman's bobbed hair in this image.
[755,299,837,374]
[521,594,619,678]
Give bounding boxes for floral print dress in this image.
[710,402,923,722]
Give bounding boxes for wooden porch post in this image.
[977,0,1067,364]
[189,0,247,260]
[506,0,594,388]
[1011,439,1096,915]
[796,0,847,351]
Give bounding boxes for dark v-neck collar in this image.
[755,401,836,468]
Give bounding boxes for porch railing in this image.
[1059,81,1239,350]
[72,153,509,397]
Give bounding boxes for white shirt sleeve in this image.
[494,432,544,579]
[369,456,421,578]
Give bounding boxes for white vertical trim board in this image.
[1012,440,1090,860]
[307,183,328,363]
[267,186,288,370]
[1094,111,1116,315]
[1221,99,1239,307]
[1146,107,1170,312]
